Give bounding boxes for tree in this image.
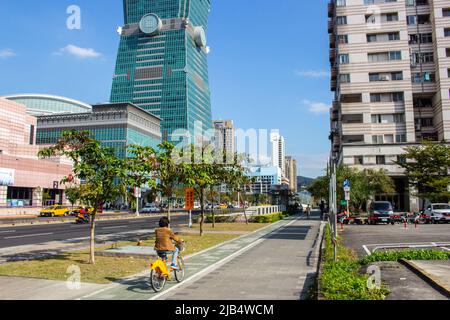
[155,141,185,221]
[124,145,158,213]
[308,175,329,202]
[65,186,81,209]
[395,140,450,203]
[38,130,126,264]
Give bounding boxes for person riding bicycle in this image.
[154,217,184,270]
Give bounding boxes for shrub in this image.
[192,215,238,224]
[361,250,450,265]
[249,212,286,223]
[319,224,389,300]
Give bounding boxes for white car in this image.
[141,204,159,214]
[424,203,450,224]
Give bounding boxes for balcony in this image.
[328,20,334,34]
[329,48,336,63]
[328,2,335,18]
[331,79,337,91]
[329,34,335,48]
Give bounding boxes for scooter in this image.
[76,213,90,224]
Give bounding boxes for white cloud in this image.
[302,99,331,115]
[295,70,330,78]
[0,49,16,59]
[55,44,102,59]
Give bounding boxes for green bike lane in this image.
[77,215,321,300]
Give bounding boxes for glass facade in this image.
[111,0,212,141]
[4,95,92,116]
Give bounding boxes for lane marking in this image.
[100,226,128,230]
[150,218,300,300]
[441,247,450,252]
[0,230,16,234]
[362,245,371,256]
[4,232,53,239]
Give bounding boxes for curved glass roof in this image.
[2,94,92,116]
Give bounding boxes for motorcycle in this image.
[75,212,90,224]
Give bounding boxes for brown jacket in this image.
[154,227,182,251]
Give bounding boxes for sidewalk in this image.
[77,215,322,300]
[0,276,107,300]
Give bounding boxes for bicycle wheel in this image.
[150,269,167,292]
[174,257,186,283]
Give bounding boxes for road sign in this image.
[134,187,142,198]
[345,191,350,201]
[53,181,59,189]
[344,186,350,192]
[340,200,347,206]
[185,188,195,210]
[343,179,350,188]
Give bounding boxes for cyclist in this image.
[154,217,184,270]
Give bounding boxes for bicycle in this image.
[149,242,186,292]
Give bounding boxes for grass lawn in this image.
[187,222,271,232]
[0,232,240,284]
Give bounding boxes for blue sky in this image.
[0,0,332,178]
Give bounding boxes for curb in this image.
[399,259,450,298]
[316,221,327,301]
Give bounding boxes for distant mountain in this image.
[297,176,314,188]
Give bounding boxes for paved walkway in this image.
[75,215,322,300]
[0,276,106,300]
[411,260,450,293]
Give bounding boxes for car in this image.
[141,204,160,214]
[40,205,70,217]
[424,203,450,224]
[369,201,394,225]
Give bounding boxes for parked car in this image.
[369,201,394,225]
[141,204,160,214]
[424,203,450,224]
[40,205,70,217]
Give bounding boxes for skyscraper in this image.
[328,0,450,211]
[213,120,236,156]
[270,132,286,176]
[111,0,213,141]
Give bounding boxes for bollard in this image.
[404,219,407,229]
[340,221,344,231]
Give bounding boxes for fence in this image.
[246,205,286,216]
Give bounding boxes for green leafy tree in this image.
[124,145,158,213]
[395,140,450,203]
[38,130,126,264]
[155,141,185,221]
[308,175,330,202]
[65,186,81,209]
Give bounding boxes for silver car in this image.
[425,203,450,224]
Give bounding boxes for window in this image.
[338,35,348,44]
[342,114,363,123]
[367,32,400,42]
[341,94,362,103]
[354,156,364,165]
[446,29,450,37]
[409,33,432,44]
[446,48,450,57]
[448,68,450,78]
[397,155,406,164]
[443,8,450,17]
[371,114,405,124]
[369,72,403,81]
[29,125,34,145]
[396,134,406,143]
[342,135,364,143]
[336,16,347,25]
[372,135,383,143]
[339,74,351,83]
[337,0,346,7]
[370,92,404,103]
[412,72,435,83]
[376,156,386,165]
[368,51,401,62]
[407,15,430,25]
[339,54,349,64]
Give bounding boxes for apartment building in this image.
[328,0,450,211]
[213,120,236,156]
[270,132,286,177]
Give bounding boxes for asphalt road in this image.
[341,223,450,256]
[0,214,189,249]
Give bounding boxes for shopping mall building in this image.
[0,98,73,216]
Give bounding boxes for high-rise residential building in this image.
[110,0,213,141]
[213,120,236,156]
[271,132,286,176]
[247,166,282,195]
[328,0,450,211]
[285,156,298,193]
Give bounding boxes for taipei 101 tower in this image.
[111,0,213,141]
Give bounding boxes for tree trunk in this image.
[89,212,96,264]
[167,196,171,222]
[200,188,205,236]
[210,187,215,229]
[241,192,249,224]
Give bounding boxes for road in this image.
[0,214,189,249]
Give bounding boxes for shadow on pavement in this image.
[263,226,311,241]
